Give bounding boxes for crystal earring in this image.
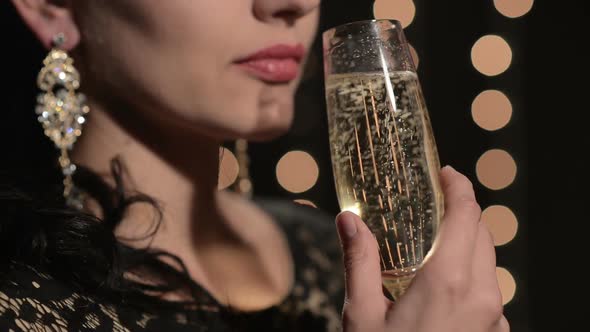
[36,33,89,208]
[233,139,253,198]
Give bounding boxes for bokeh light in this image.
[496,267,517,305]
[494,0,534,18]
[482,205,518,246]
[373,0,416,28]
[276,151,319,193]
[218,148,239,190]
[476,149,517,190]
[472,90,513,131]
[471,35,512,76]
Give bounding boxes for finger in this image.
[335,211,387,315]
[472,223,499,290]
[472,223,505,326]
[491,315,510,332]
[431,166,482,269]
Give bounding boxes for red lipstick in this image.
[236,44,305,83]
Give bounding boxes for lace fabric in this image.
[0,200,344,331]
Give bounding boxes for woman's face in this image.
[72,0,320,140]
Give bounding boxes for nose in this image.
[253,0,320,26]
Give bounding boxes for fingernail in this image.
[443,165,455,172]
[337,213,358,239]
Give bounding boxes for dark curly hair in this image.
[0,2,209,313]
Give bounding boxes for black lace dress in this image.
[0,199,344,331]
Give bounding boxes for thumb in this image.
[336,212,387,314]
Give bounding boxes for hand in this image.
[336,166,509,332]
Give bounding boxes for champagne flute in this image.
[323,20,444,300]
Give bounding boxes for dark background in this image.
[2,1,589,331]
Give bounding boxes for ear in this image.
[11,0,80,50]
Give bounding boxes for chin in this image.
[245,98,294,141]
[246,126,291,141]
[240,114,293,141]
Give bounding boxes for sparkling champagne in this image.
[326,71,444,299]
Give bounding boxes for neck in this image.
[71,98,297,310]
[72,98,227,249]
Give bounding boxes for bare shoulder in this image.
[216,190,284,240]
[217,190,337,239]
[253,196,337,235]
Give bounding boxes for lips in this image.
[235,44,305,83]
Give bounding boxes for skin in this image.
[13,0,509,330]
[337,167,510,332]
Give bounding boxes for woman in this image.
[0,1,508,331]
